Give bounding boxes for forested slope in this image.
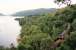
[18,4,76,50]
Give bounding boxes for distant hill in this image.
[11,8,56,16]
[0,13,5,16]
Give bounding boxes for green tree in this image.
[54,0,71,6]
[17,4,76,50]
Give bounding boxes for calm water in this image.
[0,16,21,47]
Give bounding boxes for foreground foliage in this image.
[18,4,76,50]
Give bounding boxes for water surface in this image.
[0,16,21,47]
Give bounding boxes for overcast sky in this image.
[0,0,76,14]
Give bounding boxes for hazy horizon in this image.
[0,0,76,15]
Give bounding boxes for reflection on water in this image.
[0,16,21,47]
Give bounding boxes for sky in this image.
[0,0,76,15]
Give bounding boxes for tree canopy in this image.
[54,0,71,6]
[17,4,76,50]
